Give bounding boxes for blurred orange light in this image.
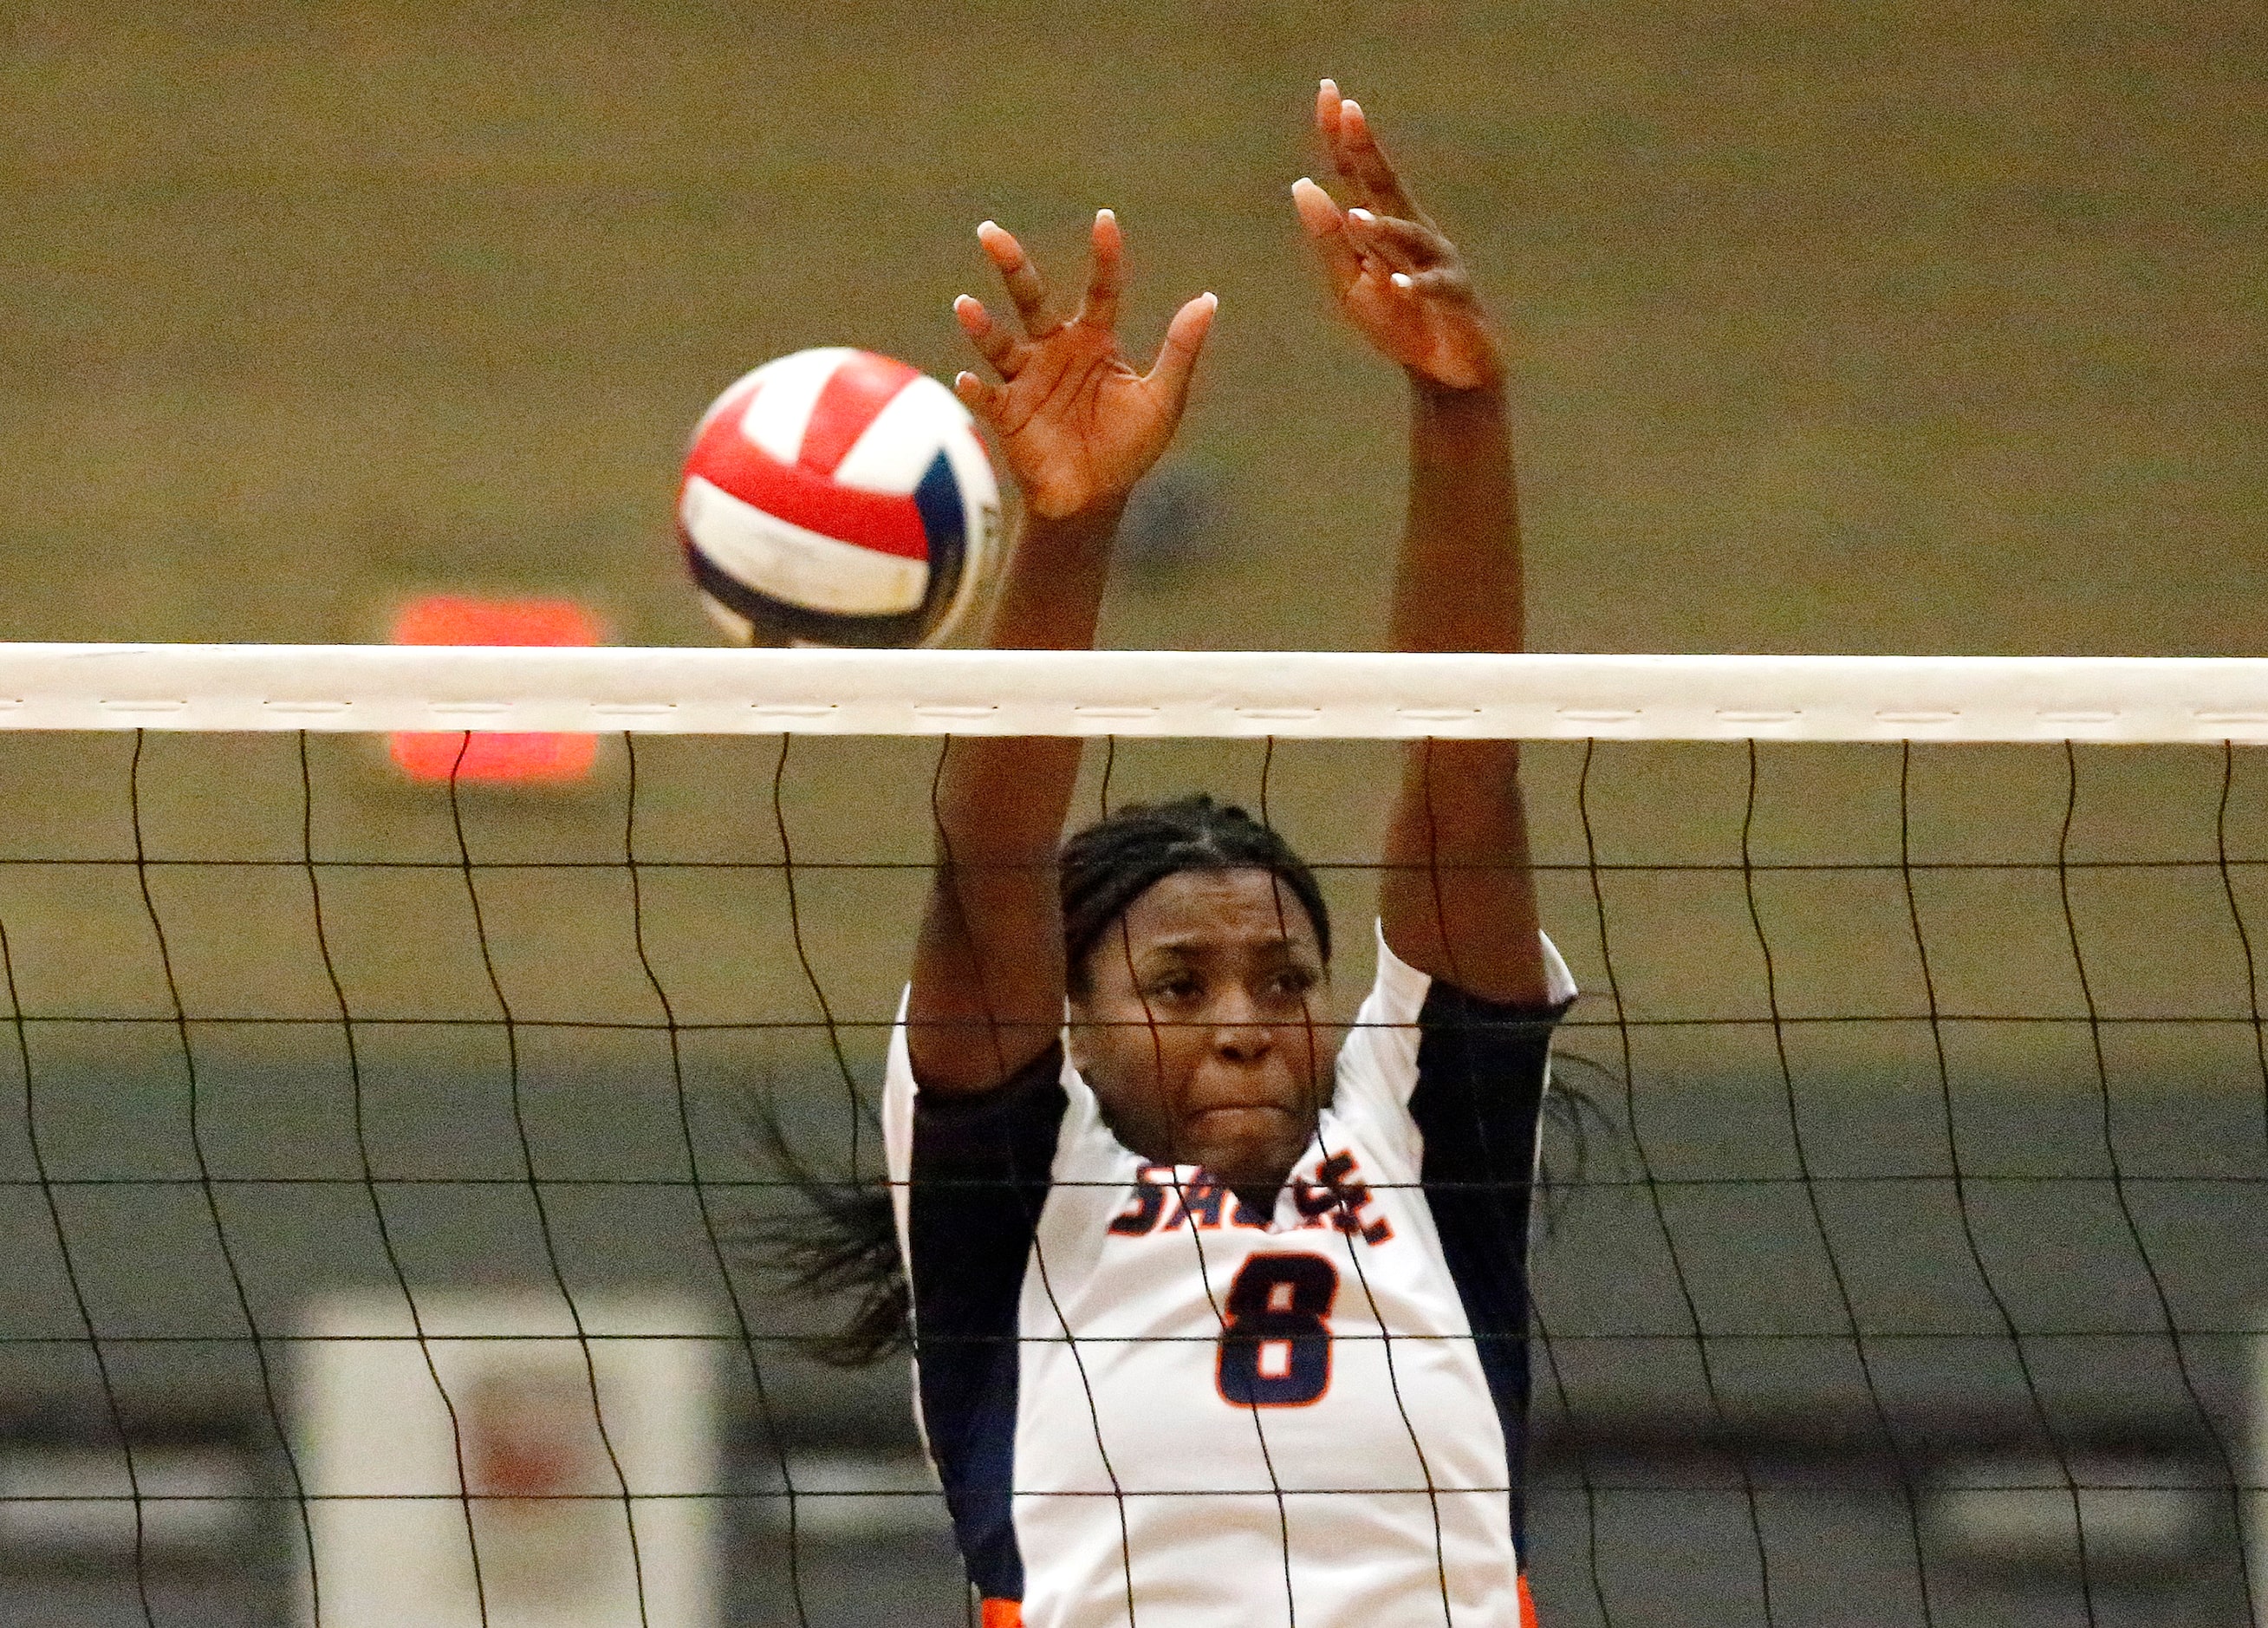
[388,596,601,784]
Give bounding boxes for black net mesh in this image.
[0,726,2261,1626]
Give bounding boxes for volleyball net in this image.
[0,644,2264,1626]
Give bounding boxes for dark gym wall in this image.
[3,0,2261,658]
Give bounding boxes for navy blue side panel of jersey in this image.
[1408,984,1569,1553]
[907,1044,1070,1604]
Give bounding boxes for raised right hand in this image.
[953,211,1216,520]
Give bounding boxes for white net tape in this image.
[3,645,2262,1625]
[3,644,2268,741]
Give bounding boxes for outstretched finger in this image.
[1345,209,1451,275]
[1142,290,1218,409]
[1390,267,1475,304]
[977,220,1056,335]
[1316,76,1347,153]
[952,369,1007,430]
[1334,96,1426,225]
[1078,208,1123,330]
[1291,177,1361,297]
[953,294,1028,379]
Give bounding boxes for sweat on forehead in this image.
[1058,794,1332,990]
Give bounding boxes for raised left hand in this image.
[951,211,1215,520]
[1291,80,1504,393]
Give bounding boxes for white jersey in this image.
[883,925,1576,1628]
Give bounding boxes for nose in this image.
[1210,988,1273,1063]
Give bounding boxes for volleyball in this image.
[677,348,1000,648]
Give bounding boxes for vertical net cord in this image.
[1110,786,1300,1628]
[443,735,653,1628]
[778,731,1138,1622]
[1135,947,1302,1628]
[1736,742,1939,1623]
[2215,741,2268,1169]
[621,735,812,1628]
[128,730,326,1622]
[1575,739,1779,1623]
[767,736,870,1168]
[2215,741,2268,1623]
[2056,741,2261,1607]
[296,733,493,1622]
[2,915,159,1628]
[969,733,1142,1628]
[1524,1300,1612,1624]
[1514,750,1616,1628]
[770,739,957,1623]
[1895,742,2099,1620]
[1098,734,1323,1626]
[1303,735,1459,1625]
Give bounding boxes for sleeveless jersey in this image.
[883,925,1576,1628]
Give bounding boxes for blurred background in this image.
[1,1,2265,1624]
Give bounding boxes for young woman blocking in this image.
[881,81,1575,1628]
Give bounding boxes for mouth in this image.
[1183,1104,1297,1127]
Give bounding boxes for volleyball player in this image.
[884,81,1574,1627]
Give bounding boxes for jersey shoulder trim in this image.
[1334,921,1578,1133]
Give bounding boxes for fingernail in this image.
[978,219,999,235]
[1391,271,1413,290]
[1348,207,1375,224]
[1320,77,1337,92]
[1097,207,1115,223]
[1342,99,1362,119]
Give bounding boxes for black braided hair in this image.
[1060,794,1331,990]
[739,1100,910,1368]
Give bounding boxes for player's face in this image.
[1068,868,1329,1195]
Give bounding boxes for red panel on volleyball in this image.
[387,596,601,784]
[683,367,933,561]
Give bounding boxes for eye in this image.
[1144,973,1202,1004]
[1264,968,1318,1001]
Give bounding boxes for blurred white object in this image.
[1922,1449,2209,1574]
[0,1443,250,1557]
[769,1450,941,1540]
[295,1291,718,1628]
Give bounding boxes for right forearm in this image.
[984,502,1122,652]
[910,504,1118,1089]
[932,502,1120,855]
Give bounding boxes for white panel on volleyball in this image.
[736,347,853,463]
[835,373,971,488]
[679,477,927,614]
[296,1291,719,1628]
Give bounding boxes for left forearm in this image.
[1380,375,1548,1004]
[1294,77,1546,998]
[1390,380,1521,656]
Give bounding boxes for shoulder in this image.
[887,990,1126,1188]
[1324,925,1578,1179]
[1339,920,1576,1074]
[887,1006,1072,1165]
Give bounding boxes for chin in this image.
[1187,1110,1309,1190]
